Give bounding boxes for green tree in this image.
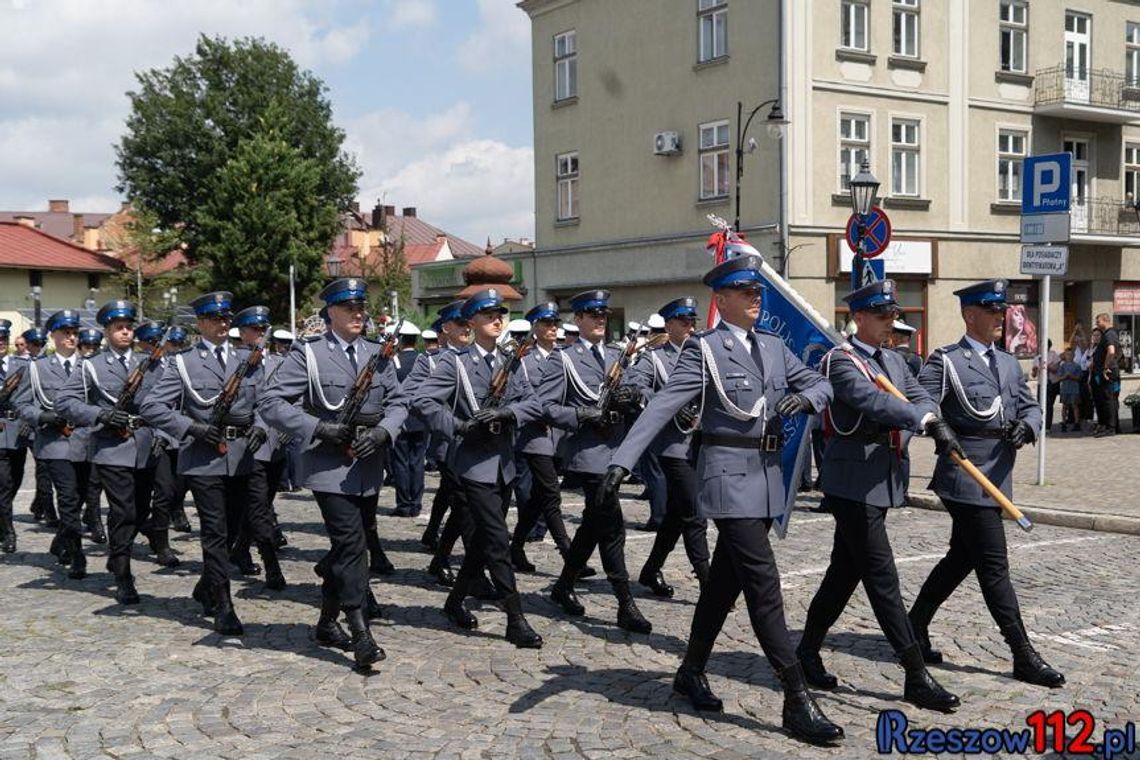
[115,35,359,318]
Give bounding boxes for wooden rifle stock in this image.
[336,322,402,458]
[114,338,173,439]
[211,345,265,454]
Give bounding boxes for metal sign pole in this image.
[289,263,297,338]
[1037,273,1050,486]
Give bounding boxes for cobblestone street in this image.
[1,469,1138,759]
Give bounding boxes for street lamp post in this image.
[847,159,881,286]
[733,99,788,234]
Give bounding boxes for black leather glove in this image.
[1005,419,1033,449]
[675,404,699,430]
[576,406,607,427]
[314,420,352,445]
[455,417,479,437]
[596,464,629,504]
[472,407,515,430]
[350,426,391,460]
[925,418,965,459]
[246,426,268,454]
[776,393,813,417]
[39,411,62,429]
[97,409,131,429]
[187,421,223,446]
[610,385,643,412]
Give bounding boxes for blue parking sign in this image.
[1022,154,1071,215]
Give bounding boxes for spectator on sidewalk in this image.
[1091,314,1122,437]
[1083,330,1100,429]
[1031,339,1061,433]
[1058,350,1082,433]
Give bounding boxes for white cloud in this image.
[388,0,436,30]
[456,0,530,73]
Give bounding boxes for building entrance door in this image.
[1063,137,1090,232]
[1065,12,1091,102]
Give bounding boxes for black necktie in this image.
[748,335,764,374]
[346,344,358,373]
[592,344,605,370]
[63,359,71,377]
[485,352,498,376]
[214,346,226,371]
[985,349,1001,384]
[118,354,128,373]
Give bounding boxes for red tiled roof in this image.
[0,222,123,273]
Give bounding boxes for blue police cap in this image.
[430,316,444,333]
[232,305,271,328]
[166,326,188,344]
[134,321,165,343]
[702,255,768,291]
[437,300,467,324]
[22,328,46,344]
[659,297,699,321]
[843,279,900,313]
[96,299,138,326]
[189,291,234,318]
[0,319,10,338]
[78,328,103,346]
[460,288,509,320]
[525,302,560,322]
[954,279,1009,310]
[319,278,367,306]
[569,289,610,313]
[45,309,81,333]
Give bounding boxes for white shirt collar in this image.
[963,334,996,356]
[110,347,133,363]
[328,330,359,354]
[721,320,750,344]
[199,337,225,355]
[536,345,551,359]
[472,341,496,360]
[850,335,883,356]
[578,336,604,352]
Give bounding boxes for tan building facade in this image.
[518,0,1140,369]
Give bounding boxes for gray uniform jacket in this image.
[15,353,90,462]
[140,343,266,477]
[918,338,1041,507]
[253,352,289,464]
[413,345,543,485]
[611,323,832,520]
[0,356,31,451]
[56,349,161,469]
[516,348,559,457]
[820,344,938,508]
[625,341,694,461]
[257,333,407,497]
[395,348,427,435]
[539,339,629,475]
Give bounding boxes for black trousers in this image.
[913,500,1022,630]
[511,453,570,552]
[96,464,157,576]
[436,465,474,562]
[1044,382,1060,430]
[186,475,248,588]
[32,457,55,517]
[425,461,457,538]
[390,431,428,513]
[560,471,629,584]
[688,518,796,671]
[456,476,518,597]
[314,491,378,611]
[7,445,28,498]
[0,449,19,533]
[800,497,915,653]
[151,447,188,525]
[242,459,285,548]
[84,464,102,519]
[43,459,88,542]
[642,456,709,575]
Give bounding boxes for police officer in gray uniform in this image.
[795,280,960,712]
[0,319,28,554]
[417,310,459,555]
[149,325,193,536]
[623,296,711,597]
[910,279,1064,688]
[23,327,59,528]
[13,310,92,578]
[259,278,406,671]
[413,288,545,648]
[140,292,268,635]
[541,289,652,634]
[390,321,428,517]
[601,255,843,745]
[57,301,163,605]
[77,327,108,544]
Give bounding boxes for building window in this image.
[839,112,871,191]
[891,119,920,196]
[999,0,1028,73]
[554,30,577,102]
[1126,144,1140,202]
[556,152,579,220]
[997,129,1027,202]
[1128,23,1140,86]
[698,120,730,199]
[698,0,728,63]
[841,0,870,51]
[893,0,919,58]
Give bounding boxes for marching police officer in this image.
[149,325,193,536]
[0,319,27,553]
[390,321,428,518]
[76,327,107,544]
[413,288,545,648]
[57,301,163,605]
[259,278,406,670]
[795,280,960,712]
[14,310,93,579]
[22,327,59,527]
[540,289,652,634]
[601,255,843,745]
[140,292,268,635]
[623,296,711,597]
[910,279,1065,688]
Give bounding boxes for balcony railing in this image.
[1070,197,1140,237]
[1034,64,1140,113]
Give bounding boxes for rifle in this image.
[112,330,173,439]
[479,336,536,433]
[334,320,402,458]
[208,344,265,454]
[595,327,668,422]
[0,367,25,431]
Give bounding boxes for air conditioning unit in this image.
[653,131,682,156]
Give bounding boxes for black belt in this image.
[961,429,1006,440]
[858,431,898,448]
[698,431,784,452]
[221,414,253,427]
[350,414,382,439]
[220,424,250,441]
[2,410,16,421]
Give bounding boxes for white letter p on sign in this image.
[1032,161,1061,207]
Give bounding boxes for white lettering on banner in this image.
[839,239,932,274]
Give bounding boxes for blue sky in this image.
[0,0,535,246]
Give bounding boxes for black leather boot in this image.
[115,573,140,605]
[367,531,395,575]
[258,542,286,590]
[673,637,722,711]
[899,643,961,711]
[502,593,543,649]
[908,597,944,664]
[0,520,14,553]
[795,639,838,690]
[49,532,71,565]
[638,567,674,598]
[364,586,384,621]
[170,505,192,533]
[550,579,585,616]
[229,546,261,576]
[1001,622,1065,688]
[419,526,438,552]
[84,504,107,544]
[613,580,652,633]
[427,557,455,587]
[68,535,87,580]
[345,607,385,670]
[314,593,351,651]
[149,530,181,568]
[192,577,217,615]
[213,582,244,636]
[510,543,536,573]
[777,663,844,745]
[443,579,478,630]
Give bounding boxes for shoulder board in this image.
[693,328,716,338]
[174,345,196,355]
[938,343,962,353]
[302,335,322,343]
[994,345,1012,355]
[754,328,782,339]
